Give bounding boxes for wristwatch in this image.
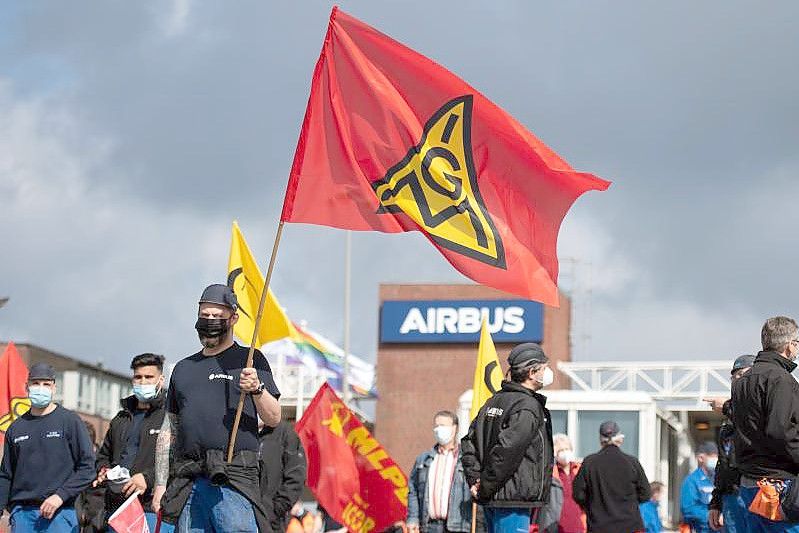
[250,382,265,396]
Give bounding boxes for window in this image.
[549,410,568,436]
[576,410,639,458]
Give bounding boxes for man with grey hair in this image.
[732,316,799,531]
[572,421,650,533]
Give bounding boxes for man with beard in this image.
[152,284,281,532]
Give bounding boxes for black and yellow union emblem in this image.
[373,95,506,268]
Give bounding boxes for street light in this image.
[0,297,8,309]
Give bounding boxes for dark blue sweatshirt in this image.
[0,405,95,509]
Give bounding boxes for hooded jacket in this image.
[461,381,553,508]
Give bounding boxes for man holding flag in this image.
[461,343,554,533]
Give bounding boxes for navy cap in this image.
[599,420,621,438]
[28,363,56,381]
[731,354,755,374]
[199,284,238,311]
[697,441,718,455]
[508,343,548,367]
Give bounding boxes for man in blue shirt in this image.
[681,441,718,533]
[0,363,95,532]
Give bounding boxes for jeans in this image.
[722,492,749,533]
[739,486,799,532]
[177,477,258,532]
[484,507,530,533]
[426,520,452,533]
[146,511,175,532]
[9,505,78,532]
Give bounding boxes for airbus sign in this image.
[380,300,543,343]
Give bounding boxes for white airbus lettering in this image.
[208,373,234,381]
[399,308,427,334]
[398,305,527,336]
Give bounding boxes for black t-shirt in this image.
[167,343,280,458]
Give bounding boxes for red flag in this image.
[296,383,407,532]
[108,492,150,533]
[0,342,30,444]
[282,7,610,306]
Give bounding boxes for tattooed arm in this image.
[152,412,177,513]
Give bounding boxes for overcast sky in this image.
[2,1,798,374]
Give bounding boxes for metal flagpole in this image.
[342,230,352,406]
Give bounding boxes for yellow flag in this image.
[469,318,503,421]
[227,221,297,347]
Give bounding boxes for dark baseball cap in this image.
[508,343,548,367]
[731,354,755,374]
[28,363,56,381]
[697,441,718,455]
[599,420,621,438]
[199,284,238,311]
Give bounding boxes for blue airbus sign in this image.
[380,299,544,344]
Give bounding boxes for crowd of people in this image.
[2,282,799,533]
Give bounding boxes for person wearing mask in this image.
[707,355,754,533]
[0,363,96,532]
[639,481,664,533]
[461,343,554,533]
[152,284,282,532]
[407,410,472,533]
[680,442,719,533]
[732,316,799,532]
[551,434,584,533]
[91,353,171,532]
[258,420,308,532]
[572,421,651,533]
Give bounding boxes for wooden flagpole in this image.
[226,221,285,463]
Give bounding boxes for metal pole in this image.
[342,230,352,405]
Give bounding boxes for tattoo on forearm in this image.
[155,413,178,486]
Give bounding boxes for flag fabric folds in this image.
[227,221,298,347]
[0,342,29,444]
[469,319,503,421]
[296,383,407,532]
[108,492,150,533]
[281,7,610,306]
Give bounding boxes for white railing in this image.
[557,361,732,401]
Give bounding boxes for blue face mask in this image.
[28,386,53,408]
[133,384,159,402]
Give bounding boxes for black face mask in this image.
[195,317,229,339]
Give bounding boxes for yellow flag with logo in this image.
[470,318,503,421]
[227,221,297,347]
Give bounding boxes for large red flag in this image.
[0,342,30,444]
[281,7,610,306]
[296,383,407,532]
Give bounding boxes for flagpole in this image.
[342,230,352,406]
[227,221,285,463]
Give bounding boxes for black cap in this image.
[731,354,755,374]
[508,343,548,367]
[199,284,238,311]
[28,363,56,381]
[697,441,718,455]
[599,420,621,438]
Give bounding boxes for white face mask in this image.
[705,457,718,470]
[433,425,455,446]
[556,450,575,465]
[535,367,555,388]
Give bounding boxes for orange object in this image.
[678,524,691,533]
[749,480,784,521]
[0,342,30,444]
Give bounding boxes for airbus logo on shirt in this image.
[13,435,29,444]
[208,373,234,381]
[45,431,62,438]
[149,429,160,435]
[486,407,504,417]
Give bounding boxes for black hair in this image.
[433,410,458,427]
[130,353,165,372]
[509,361,545,383]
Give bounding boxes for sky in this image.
[1,1,798,375]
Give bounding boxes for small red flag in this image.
[0,342,30,444]
[282,7,610,306]
[296,383,407,533]
[108,492,150,533]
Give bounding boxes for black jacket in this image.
[258,421,307,532]
[572,444,650,533]
[96,392,167,511]
[731,350,799,480]
[461,381,553,508]
[709,400,739,511]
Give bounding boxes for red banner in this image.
[296,383,407,533]
[282,7,610,306]
[0,342,29,444]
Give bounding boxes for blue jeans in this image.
[177,476,258,532]
[9,505,78,532]
[146,511,175,532]
[484,507,530,533]
[722,492,749,533]
[739,486,799,532]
